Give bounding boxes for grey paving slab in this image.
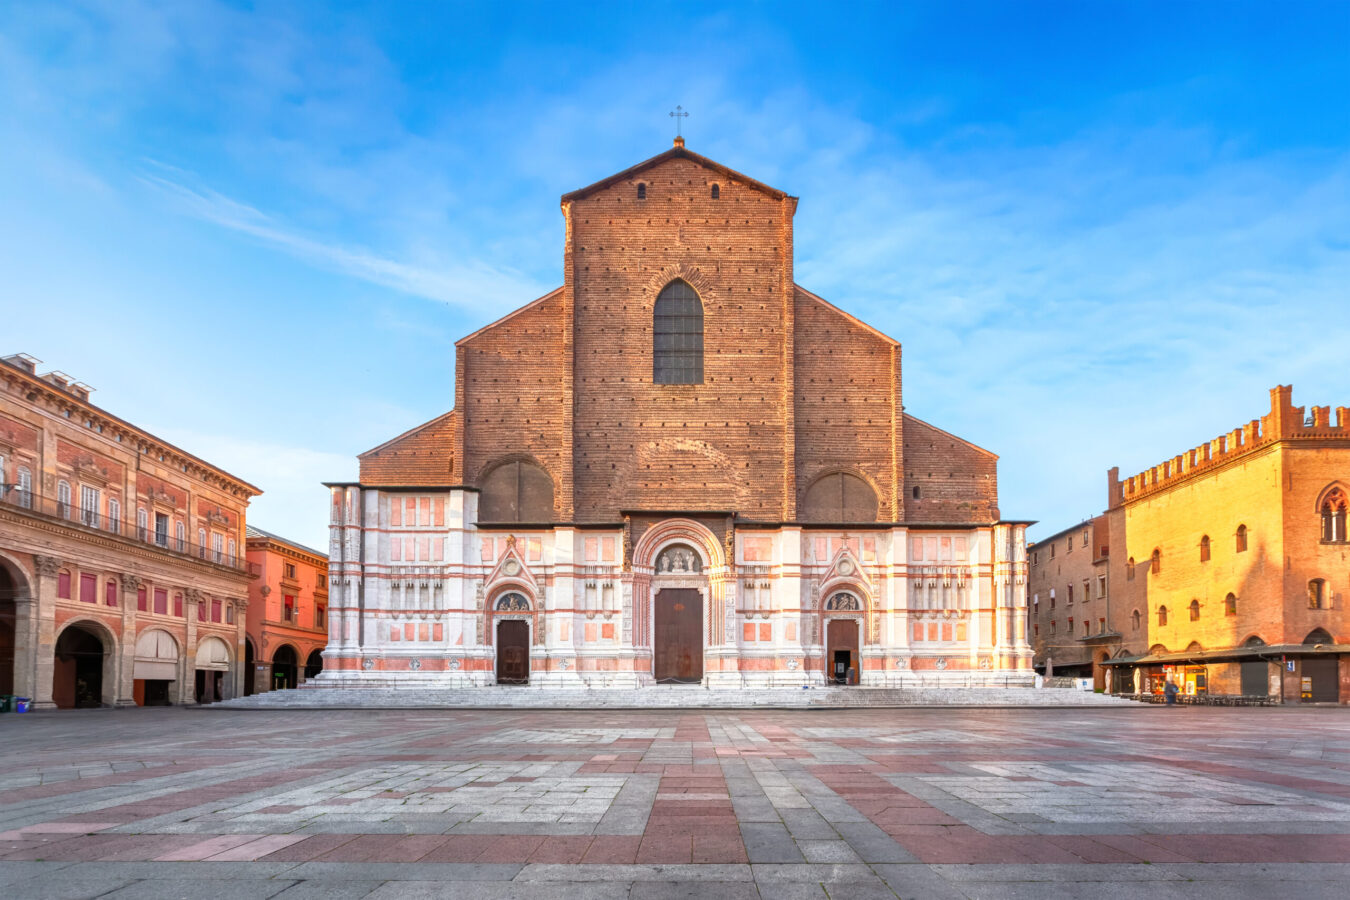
[271,881,384,899]
[628,882,762,900]
[0,875,140,899]
[516,864,753,882]
[98,879,299,899]
[366,883,631,900]
[740,822,806,863]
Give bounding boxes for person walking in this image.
[1164,678,1179,706]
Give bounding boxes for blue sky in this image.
[2,1,1347,548]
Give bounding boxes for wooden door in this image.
[826,619,859,685]
[496,619,530,685]
[654,589,702,683]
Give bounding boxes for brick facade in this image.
[1034,386,1350,703]
[322,141,1032,690]
[244,527,328,695]
[0,354,259,708]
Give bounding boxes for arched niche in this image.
[801,471,879,523]
[478,458,554,523]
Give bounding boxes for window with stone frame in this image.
[1157,605,1168,626]
[1224,593,1237,616]
[1199,535,1211,562]
[1235,524,1248,552]
[652,279,703,384]
[1188,599,1200,621]
[1308,578,1326,610]
[1320,488,1347,542]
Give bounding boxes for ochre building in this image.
[0,354,259,708]
[1033,386,1349,703]
[320,140,1033,689]
[244,526,328,694]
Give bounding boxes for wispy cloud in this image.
[137,166,548,309]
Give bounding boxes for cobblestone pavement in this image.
[2,706,1349,898]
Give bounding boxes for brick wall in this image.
[902,416,998,524]
[359,411,457,487]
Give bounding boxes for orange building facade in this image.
[243,527,328,694]
[1025,386,1350,703]
[0,353,259,707]
[318,141,1034,690]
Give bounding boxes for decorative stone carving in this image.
[786,658,800,671]
[622,516,633,572]
[449,657,461,671]
[362,657,374,670]
[187,588,204,603]
[259,584,272,597]
[837,558,855,577]
[409,658,421,671]
[655,544,701,574]
[825,592,860,611]
[33,554,61,577]
[496,592,530,611]
[119,573,142,591]
[503,557,520,576]
[935,657,948,670]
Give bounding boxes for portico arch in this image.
[53,618,117,708]
[0,552,32,697]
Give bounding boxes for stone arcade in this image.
[317,140,1034,690]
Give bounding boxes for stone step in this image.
[213,685,1139,710]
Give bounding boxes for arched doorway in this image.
[195,637,231,703]
[304,649,324,680]
[271,644,298,690]
[653,543,705,684]
[1093,650,1109,692]
[826,618,860,685]
[0,561,22,696]
[133,629,179,706]
[496,619,530,685]
[244,638,256,695]
[53,624,107,709]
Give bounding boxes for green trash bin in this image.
[0,695,13,713]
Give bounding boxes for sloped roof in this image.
[904,413,999,460]
[561,140,794,203]
[359,410,456,459]
[244,525,327,560]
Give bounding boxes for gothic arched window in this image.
[1235,524,1248,552]
[1199,535,1210,562]
[1150,548,1161,575]
[1188,599,1200,621]
[1224,593,1237,616]
[653,280,703,384]
[1320,488,1347,542]
[1157,605,1168,626]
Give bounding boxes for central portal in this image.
[654,588,703,683]
[496,619,530,685]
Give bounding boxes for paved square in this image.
[2,706,1349,898]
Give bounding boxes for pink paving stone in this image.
[581,836,642,864]
[526,836,595,864]
[18,822,121,833]
[154,834,265,861]
[636,834,693,864]
[259,834,361,862]
[206,834,309,861]
[591,754,618,761]
[475,836,546,863]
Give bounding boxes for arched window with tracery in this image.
[653,280,703,384]
[1320,488,1347,542]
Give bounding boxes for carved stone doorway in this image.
[496,619,530,685]
[654,588,702,683]
[826,618,859,685]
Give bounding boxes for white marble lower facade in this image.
[316,486,1034,689]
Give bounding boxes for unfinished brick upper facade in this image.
[327,141,1031,690]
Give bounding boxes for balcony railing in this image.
[0,483,259,576]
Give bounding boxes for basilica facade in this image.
[319,139,1033,689]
